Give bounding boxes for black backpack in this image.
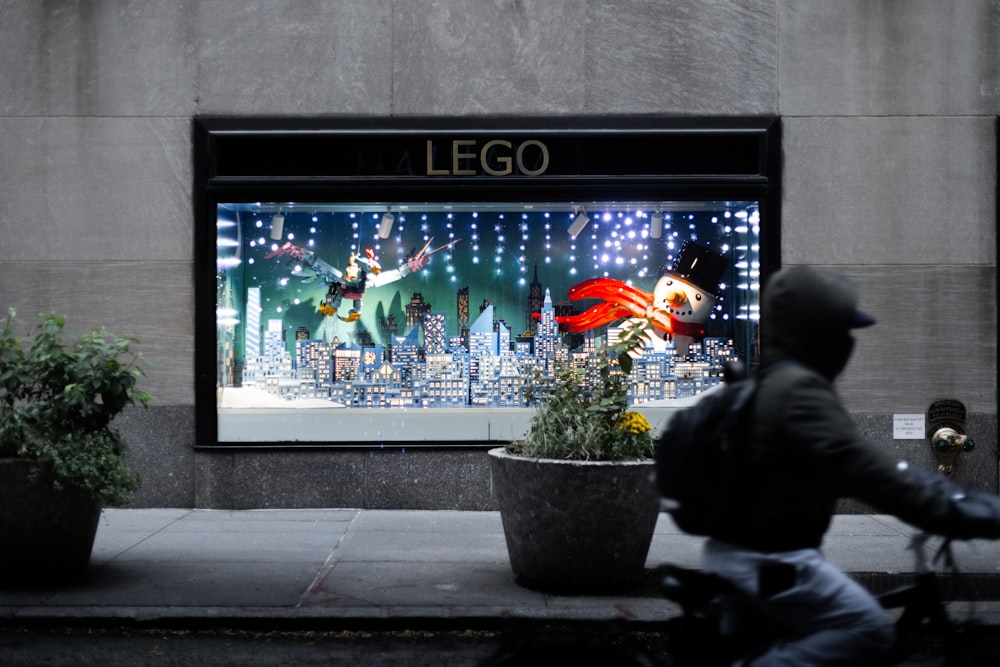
[654,362,772,536]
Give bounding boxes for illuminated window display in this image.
[196,117,778,445]
[217,202,758,412]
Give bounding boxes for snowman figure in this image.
[544,240,730,358]
[649,241,730,356]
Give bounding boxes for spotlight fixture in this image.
[379,208,395,239]
[269,213,285,240]
[650,211,664,239]
[568,209,590,239]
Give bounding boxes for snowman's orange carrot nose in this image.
[665,290,686,306]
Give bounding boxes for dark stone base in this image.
[194,446,497,510]
[116,405,997,511]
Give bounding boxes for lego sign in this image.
[425,139,550,177]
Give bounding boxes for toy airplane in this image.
[266,238,459,322]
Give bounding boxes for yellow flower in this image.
[615,411,652,435]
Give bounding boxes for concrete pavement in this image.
[2,508,999,629]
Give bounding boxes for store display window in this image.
[195,117,779,445]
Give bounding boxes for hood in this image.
[760,266,875,379]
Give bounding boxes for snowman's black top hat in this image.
[663,241,729,296]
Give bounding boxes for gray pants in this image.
[702,539,895,666]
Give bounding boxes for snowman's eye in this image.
[694,294,702,301]
[665,280,673,286]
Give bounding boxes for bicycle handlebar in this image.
[900,464,1000,541]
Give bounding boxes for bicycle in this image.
[479,532,998,666]
[657,532,1000,666]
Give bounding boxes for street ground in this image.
[3,622,1000,666]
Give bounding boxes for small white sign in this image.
[893,413,925,439]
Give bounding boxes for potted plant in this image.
[488,318,660,592]
[0,309,150,582]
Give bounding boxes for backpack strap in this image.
[755,359,802,382]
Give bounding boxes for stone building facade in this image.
[0,1,995,508]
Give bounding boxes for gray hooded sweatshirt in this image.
[715,266,988,552]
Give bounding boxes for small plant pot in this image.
[0,458,102,585]
[488,447,659,593]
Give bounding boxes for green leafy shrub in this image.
[507,317,660,462]
[0,309,150,505]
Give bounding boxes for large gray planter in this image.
[0,458,102,584]
[488,447,659,593]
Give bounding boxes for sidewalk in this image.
[2,509,1000,629]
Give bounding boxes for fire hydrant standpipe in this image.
[927,399,974,477]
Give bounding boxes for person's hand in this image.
[950,490,1000,540]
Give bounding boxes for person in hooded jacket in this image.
[702,265,1000,666]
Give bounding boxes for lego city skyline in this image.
[216,201,761,410]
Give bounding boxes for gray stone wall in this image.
[0,1,995,508]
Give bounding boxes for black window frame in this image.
[194,116,781,448]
